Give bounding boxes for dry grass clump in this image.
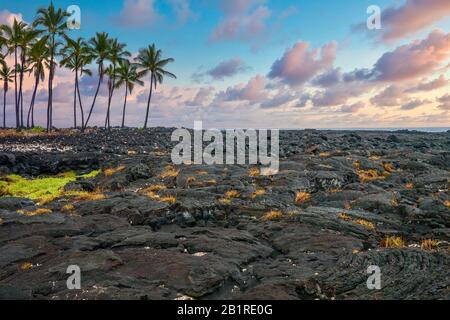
[127,150,137,156]
[354,219,375,231]
[20,262,34,271]
[62,204,75,212]
[381,236,405,248]
[160,166,180,179]
[262,210,283,221]
[144,184,167,193]
[444,200,450,208]
[319,152,331,158]
[382,162,395,173]
[295,191,311,205]
[251,189,266,199]
[405,183,414,190]
[218,198,231,205]
[420,239,439,251]
[67,191,106,202]
[194,170,209,175]
[159,196,177,204]
[338,213,375,231]
[248,168,260,177]
[104,165,126,177]
[357,169,386,183]
[338,213,352,221]
[225,190,240,199]
[328,188,342,194]
[344,202,352,210]
[17,208,52,217]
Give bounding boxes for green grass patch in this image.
[0,170,101,205]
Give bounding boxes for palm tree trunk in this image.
[73,68,78,128]
[84,65,103,129]
[3,87,6,128]
[121,86,128,128]
[47,34,55,132]
[76,74,85,131]
[14,47,19,129]
[27,76,39,128]
[105,75,116,130]
[19,54,25,128]
[144,76,154,129]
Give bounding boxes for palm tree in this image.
[26,38,49,128]
[1,19,28,129]
[34,3,69,132]
[84,32,111,129]
[17,26,41,128]
[114,60,144,128]
[60,37,92,129]
[0,59,14,128]
[104,39,130,130]
[135,44,176,129]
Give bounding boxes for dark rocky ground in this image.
[0,128,449,300]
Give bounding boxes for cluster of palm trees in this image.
[0,3,176,132]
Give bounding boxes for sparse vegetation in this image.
[262,210,283,221]
[104,165,126,177]
[295,192,311,205]
[248,168,260,177]
[421,239,439,251]
[17,208,52,217]
[338,213,375,231]
[251,189,266,199]
[160,166,180,179]
[20,262,34,271]
[381,236,405,248]
[225,190,240,199]
[0,171,100,205]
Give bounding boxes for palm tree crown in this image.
[135,44,176,129]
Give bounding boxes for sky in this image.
[1,0,450,129]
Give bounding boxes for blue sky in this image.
[1,0,450,128]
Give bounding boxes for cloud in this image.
[379,0,450,42]
[312,68,343,88]
[311,81,371,107]
[407,75,449,92]
[373,29,450,81]
[340,102,365,113]
[401,99,431,110]
[113,0,161,28]
[0,9,23,26]
[437,94,450,110]
[217,74,267,103]
[186,87,215,107]
[209,0,271,43]
[168,0,196,25]
[279,6,298,19]
[260,90,298,109]
[206,57,249,80]
[370,85,406,107]
[268,41,337,86]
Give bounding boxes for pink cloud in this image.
[0,9,23,26]
[206,57,249,80]
[380,0,450,42]
[373,30,450,81]
[218,75,267,103]
[437,94,450,110]
[209,0,271,43]
[113,0,161,27]
[340,102,365,113]
[407,75,449,92]
[268,41,337,86]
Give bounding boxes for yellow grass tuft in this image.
[62,204,75,212]
[144,184,167,192]
[328,188,342,193]
[248,168,260,177]
[194,170,209,175]
[218,198,231,205]
[262,210,283,221]
[160,166,180,179]
[344,202,352,210]
[66,191,106,202]
[251,189,266,199]
[295,192,311,205]
[159,196,177,204]
[405,183,414,190]
[443,200,450,208]
[338,213,352,221]
[382,162,395,173]
[104,165,126,177]
[127,150,137,156]
[20,262,34,271]
[357,169,386,183]
[319,152,331,158]
[354,219,375,231]
[421,239,439,251]
[381,236,405,248]
[17,208,52,217]
[225,190,240,199]
[369,155,381,161]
